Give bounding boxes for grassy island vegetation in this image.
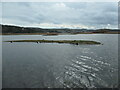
[5,40,101,45]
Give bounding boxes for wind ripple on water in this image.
[58,55,117,88]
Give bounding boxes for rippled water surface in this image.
[2,34,118,88]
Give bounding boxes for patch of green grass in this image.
[5,40,101,45]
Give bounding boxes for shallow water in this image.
[2,34,118,88]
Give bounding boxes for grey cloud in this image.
[2,2,118,29]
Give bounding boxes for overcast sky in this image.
[1,2,118,29]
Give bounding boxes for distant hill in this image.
[1,24,88,34]
[0,24,120,34]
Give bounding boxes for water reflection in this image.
[59,55,115,88]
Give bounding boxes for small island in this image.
[5,40,101,45]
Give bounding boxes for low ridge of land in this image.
[1,24,120,35]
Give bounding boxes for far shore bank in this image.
[1,32,120,35]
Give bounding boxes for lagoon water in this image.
[2,34,118,88]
